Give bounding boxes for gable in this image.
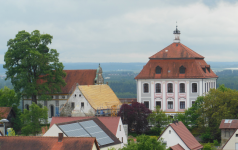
[223,129,238,150]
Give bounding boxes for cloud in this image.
[0,0,238,63]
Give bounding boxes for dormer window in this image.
[179,66,186,74]
[155,66,162,74]
[207,67,210,73]
[202,67,206,73]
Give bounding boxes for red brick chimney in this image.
[58,133,63,142]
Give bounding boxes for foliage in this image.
[213,140,219,146]
[203,144,212,150]
[121,134,166,150]
[147,106,171,136]
[0,86,22,132]
[4,30,66,103]
[197,85,238,142]
[118,102,152,134]
[20,102,48,135]
[7,128,15,136]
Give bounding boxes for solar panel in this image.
[58,123,91,137]
[79,120,114,146]
[225,120,233,123]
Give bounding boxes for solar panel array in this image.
[58,120,114,146]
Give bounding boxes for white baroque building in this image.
[135,27,218,116]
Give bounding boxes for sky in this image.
[0,0,238,63]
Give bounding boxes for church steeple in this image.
[173,23,180,43]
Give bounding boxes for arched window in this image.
[50,105,54,118]
[180,83,185,93]
[155,66,162,74]
[25,104,29,110]
[192,83,197,93]
[179,66,186,74]
[156,83,161,93]
[143,83,149,93]
[167,83,173,93]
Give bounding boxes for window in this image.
[169,130,171,134]
[62,95,65,99]
[180,101,185,109]
[202,67,206,73]
[25,104,29,110]
[156,101,161,108]
[207,67,210,72]
[122,137,123,143]
[81,102,84,108]
[155,66,162,74]
[50,105,54,118]
[143,83,149,93]
[120,125,121,131]
[51,96,54,99]
[192,83,197,93]
[168,102,173,109]
[71,102,75,109]
[167,83,173,93]
[179,66,186,74]
[236,134,238,137]
[144,101,149,109]
[75,94,76,97]
[205,83,206,93]
[156,83,161,93]
[163,141,167,146]
[79,94,81,97]
[180,83,185,93]
[207,83,208,92]
[192,101,195,105]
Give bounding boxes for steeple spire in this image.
[173,22,181,43]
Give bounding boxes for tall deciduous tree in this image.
[4,30,66,104]
[118,102,151,134]
[21,102,48,136]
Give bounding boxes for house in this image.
[119,98,137,105]
[23,64,104,122]
[219,119,238,147]
[49,116,128,146]
[44,117,122,150]
[0,107,16,135]
[60,84,122,117]
[0,133,100,150]
[158,121,203,150]
[221,128,238,150]
[135,26,218,116]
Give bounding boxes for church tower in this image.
[95,64,104,85]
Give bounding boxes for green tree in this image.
[20,102,48,135]
[121,135,166,150]
[147,106,170,135]
[4,30,66,104]
[0,86,22,132]
[197,85,238,142]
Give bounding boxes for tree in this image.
[4,30,66,104]
[7,128,15,136]
[121,134,166,150]
[20,102,48,135]
[147,106,170,135]
[197,85,238,142]
[0,86,22,132]
[118,102,152,134]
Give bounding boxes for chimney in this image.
[58,133,63,142]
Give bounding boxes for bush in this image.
[201,132,212,143]
[213,140,219,146]
[203,144,212,150]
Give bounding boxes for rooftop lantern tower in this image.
[173,24,180,43]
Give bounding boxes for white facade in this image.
[116,118,128,146]
[158,126,189,150]
[137,78,217,115]
[43,124,66,137]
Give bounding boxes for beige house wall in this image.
[223,129,238,150]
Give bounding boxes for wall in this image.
[116,118,128,147]
[221,129,236,147]
[158,126,189,150]
[43,124,66,137]
[100,144,121,150]
[223,129,238,150]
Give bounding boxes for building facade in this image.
[23,64,104,122]
[135,27,218,116]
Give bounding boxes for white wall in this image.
[100,144,121,150]
[116,118,128,147]
[158,126,189,150]
[43,124,66,137]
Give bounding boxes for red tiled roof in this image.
[0,107,12,119]
[170,144,185,150]
[50,117,120,135]
[135,59,218,79]
[149,43,204,59]
[219,119,238,129]
[0,136,99,150]
[169,122,203,150]
[37,70,96,94]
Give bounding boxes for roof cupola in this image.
[173,24,180,43]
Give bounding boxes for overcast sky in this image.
[0,0,238,63]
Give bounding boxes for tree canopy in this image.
[4,30,66,103]
[118,102,152,134]
[21,102,48,135]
